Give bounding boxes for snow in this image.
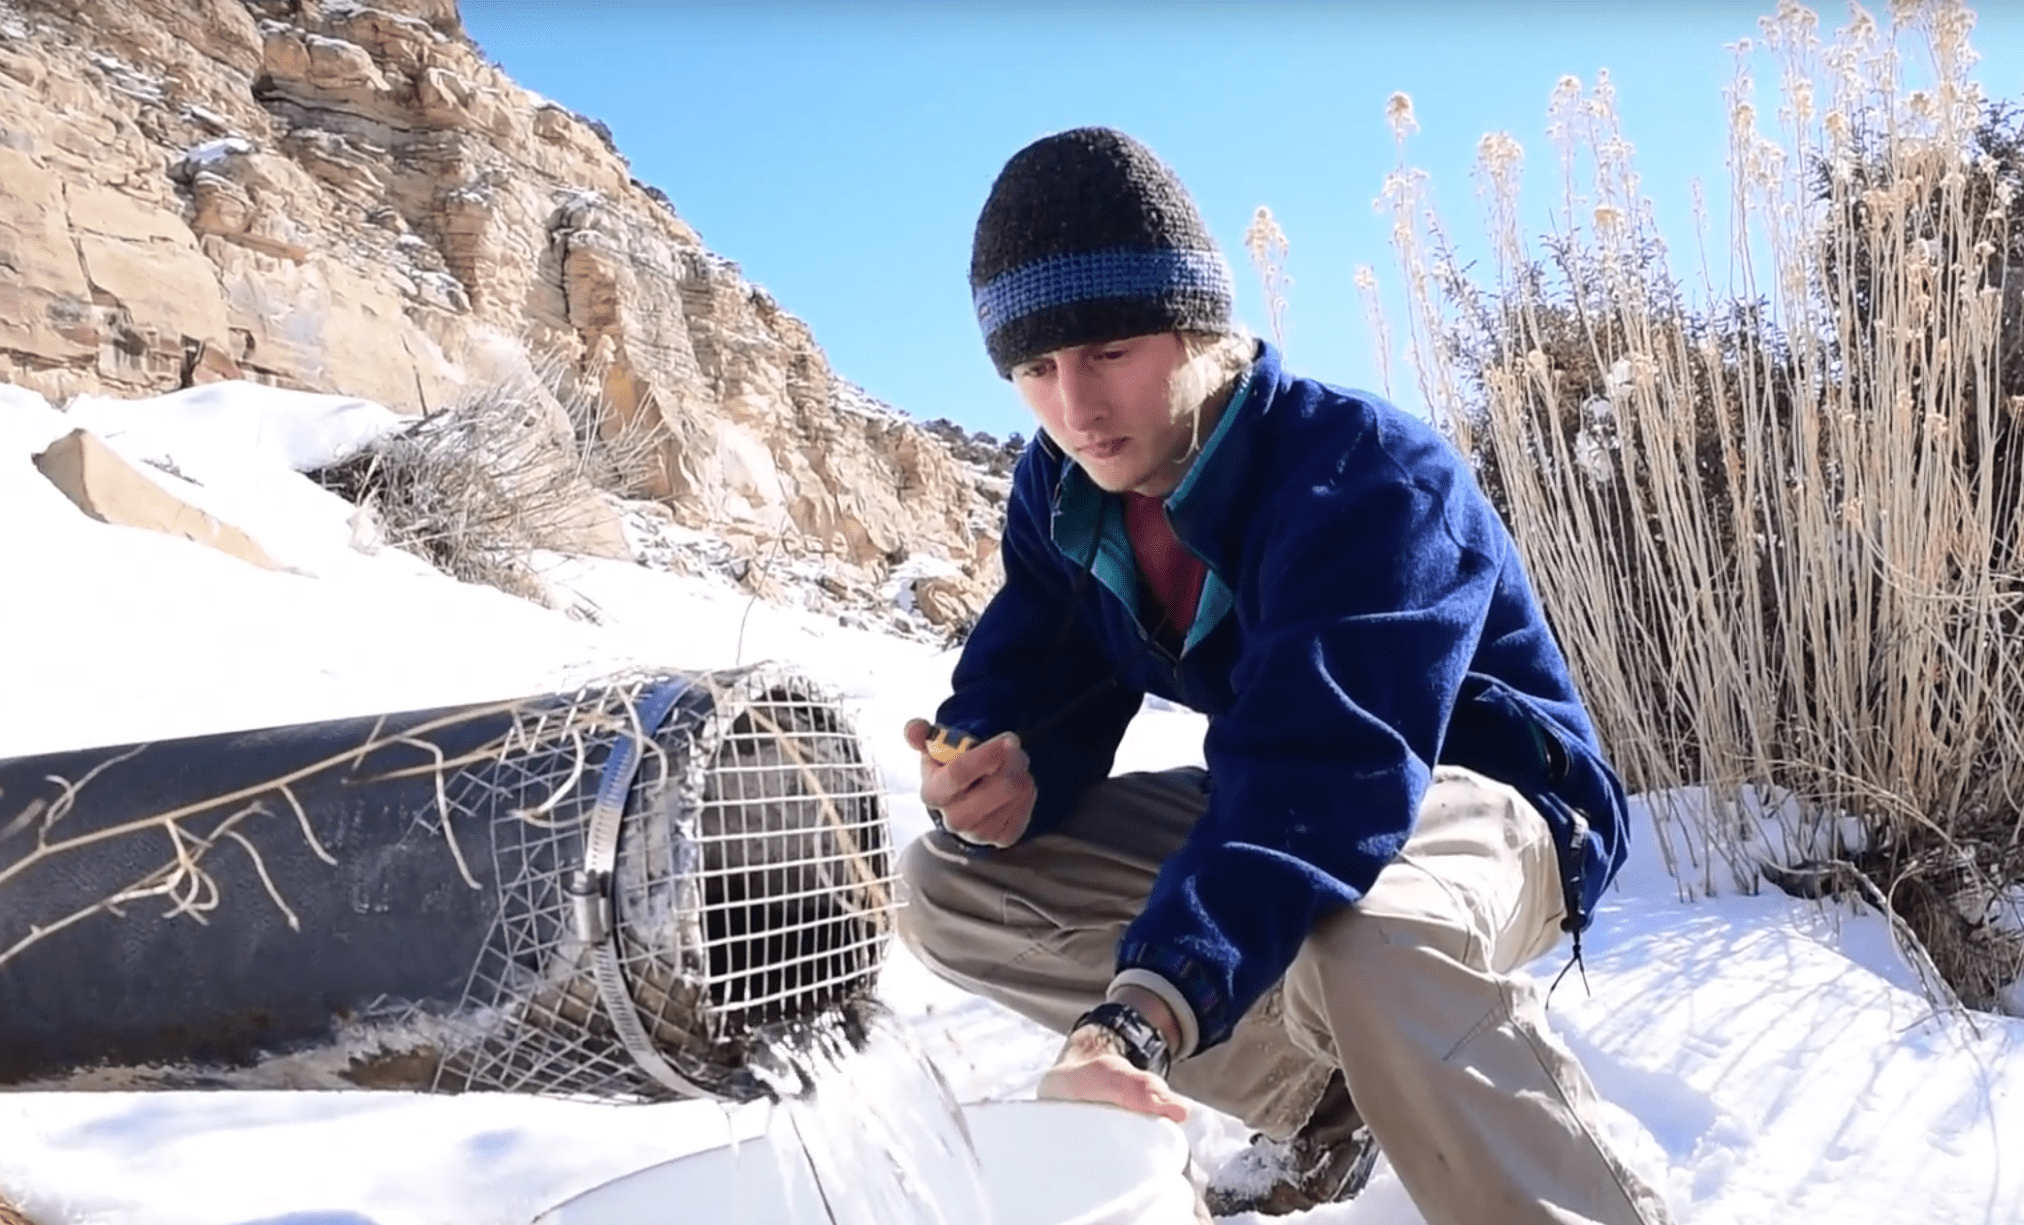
[305,33,366,54]
[3,383,2023,1224]
[1,385,626,757]
[553,188,608,212]
[65,381,406,474]
[882,551,967,618]
[831,380,909,424]
[176,136,254,172]
[180,103,233,134]
[84,53,165,105]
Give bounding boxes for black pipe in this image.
[0,697,538,1083]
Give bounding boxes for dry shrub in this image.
[315,349,661,605]
[1387,0,2024,1010]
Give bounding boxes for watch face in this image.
[1096,1025,1135,1061]
[1070,1021,1131,1060]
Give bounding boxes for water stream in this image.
[744,999,995,1225]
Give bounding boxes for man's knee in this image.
[1280,902,1483,1059]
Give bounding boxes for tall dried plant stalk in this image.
[1390,0,2024,1005]
[1244,205,1294,349]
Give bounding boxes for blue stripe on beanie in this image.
[971,128,1234,376]
[975,247,1234,333]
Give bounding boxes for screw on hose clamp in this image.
[567,868,613,944]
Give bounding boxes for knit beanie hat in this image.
[970,127,1233,378]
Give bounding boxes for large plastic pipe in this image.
[0,669,896,1099]
[0,698,527,1083]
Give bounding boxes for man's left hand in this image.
[1036,1025,1190,1123]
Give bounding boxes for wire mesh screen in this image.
[436,666,895,1102]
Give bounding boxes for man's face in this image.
[1012,333,1196,498]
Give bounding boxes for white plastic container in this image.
[533,1099,1200,1225]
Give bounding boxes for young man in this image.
[898,127,1673,1224]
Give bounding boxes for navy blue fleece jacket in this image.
[934,343,1630,1053]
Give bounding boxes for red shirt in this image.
[1123,491,1208,641]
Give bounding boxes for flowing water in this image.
[742,999,995,1225]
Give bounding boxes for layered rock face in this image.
[0,0,1004,619]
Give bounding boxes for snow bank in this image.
[65,381,406,473]
[2,384,621,755]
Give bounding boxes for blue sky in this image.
[460,1,2024,441]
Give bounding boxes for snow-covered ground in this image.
[2,382,2021,1225]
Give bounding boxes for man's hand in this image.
[1037,1025,1190,1123]
[904,718,1037,848]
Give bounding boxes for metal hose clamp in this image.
[572,678,705,1097]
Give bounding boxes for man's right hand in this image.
[903,718,1037,848]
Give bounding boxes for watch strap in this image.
[1071,1000,1173,1079]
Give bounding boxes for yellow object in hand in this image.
[924,722,979,764]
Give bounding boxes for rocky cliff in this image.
[0,0,1005,625]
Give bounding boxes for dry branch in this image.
[311,347,660,606]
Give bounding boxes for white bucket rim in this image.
[531,1097,1195,1225]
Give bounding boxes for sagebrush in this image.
[315,352,660,607]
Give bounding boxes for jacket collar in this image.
[1036,341,1281,651]
[1160,339,1279,576]
[1043,340,1282,572]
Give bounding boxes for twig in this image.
[396,735,481,891]
[735,512,793,668]
[277,783,339,867]
[223,827,302,932]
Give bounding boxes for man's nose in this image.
[1057,359,1107,433]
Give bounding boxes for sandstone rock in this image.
[175,145,321,261]
[326,5,443,72]
[0,43,47,92]
[0,0,1008,619]
[261,26,389,105]
[187,170,256,241]
[360,0,464,38]
[414,65,473,125]
[68,181,235,384]
[913,573,991,630]
[0,1189,36,1225]
[182,338,245,386]
[306,34,386,94]
[283,127,390,206]
[34,428,281,571]
[0,146,95,366]
[209,242,462,410]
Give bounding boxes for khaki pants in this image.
[896,765,1674,1225]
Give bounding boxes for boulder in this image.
[33,429,281,571]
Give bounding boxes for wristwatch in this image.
[1071,1001,1173,1079]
